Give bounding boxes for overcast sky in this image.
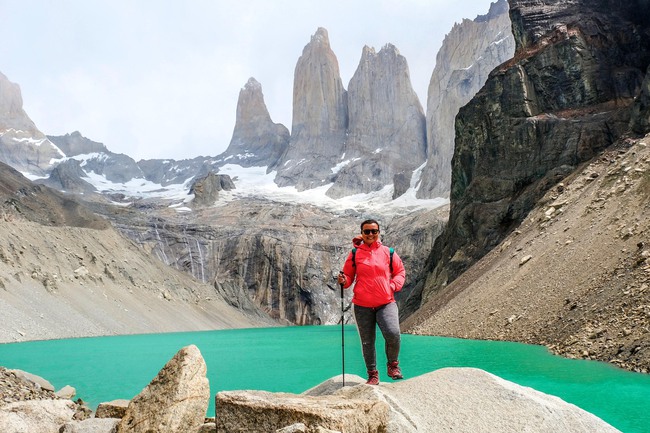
[0,0,498,161]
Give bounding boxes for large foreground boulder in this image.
[117,344,210,433]
[216,368,620,433]
[216,388,389,433]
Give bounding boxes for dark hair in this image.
[360,219,380,232]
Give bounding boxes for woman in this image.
[337,219,406,385]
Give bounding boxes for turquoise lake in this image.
[1,325,649,433]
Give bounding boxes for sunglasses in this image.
[362,229,379,235]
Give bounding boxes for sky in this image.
[0,0,498,161]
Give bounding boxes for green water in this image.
[1,326,649,433]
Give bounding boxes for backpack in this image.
[351,247,394,274]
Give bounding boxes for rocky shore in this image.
[1,367,59,404]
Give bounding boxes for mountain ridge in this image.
[0,3,514,205]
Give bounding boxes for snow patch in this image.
[48,161,447,215]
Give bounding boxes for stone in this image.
[276,423,341,433]
[74,266,89,278]
[95,399,130,419]
[189,172,236,207]
[60,418,120,433]
[9,368,55,391]
[276,423,308,433]
[55,384,77,399]
[116,344,210,433]
[198,422,217,433]
[215,389,390,433]
[0,399,77,433]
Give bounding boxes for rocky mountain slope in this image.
[403,0,650,372]
[0,163,273,343]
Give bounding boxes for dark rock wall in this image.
[406,0,650,313]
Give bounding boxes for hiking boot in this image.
[387,361,403,380]
[366,369,379,385]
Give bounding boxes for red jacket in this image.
[341,239,406,308]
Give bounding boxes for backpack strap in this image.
[351,248,357,267]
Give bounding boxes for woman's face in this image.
[360,222,380,246]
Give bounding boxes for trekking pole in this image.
[340,281,346,387]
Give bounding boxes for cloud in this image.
[0,0,498,161]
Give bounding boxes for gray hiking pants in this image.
[353,302,401,372]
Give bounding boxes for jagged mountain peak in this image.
[236,77,273,124]
[243,76,262,90]
[0,71,38,134]
[309,27,331,48]
[325,38,426,199]
[217,77,289,168]
[476,0,510,22]
[360,43,402,60]
[48,131,108,157]
[273,27,348,191]
[0,11,515,205]
[0,72,66,176]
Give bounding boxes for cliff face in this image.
[403,131,650,373]
[109,199,446,326]
[274,28,348,190]
[0,72,39,134]
[407,0,650,312]
[417,0,515,199]
[327,44,427,199]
